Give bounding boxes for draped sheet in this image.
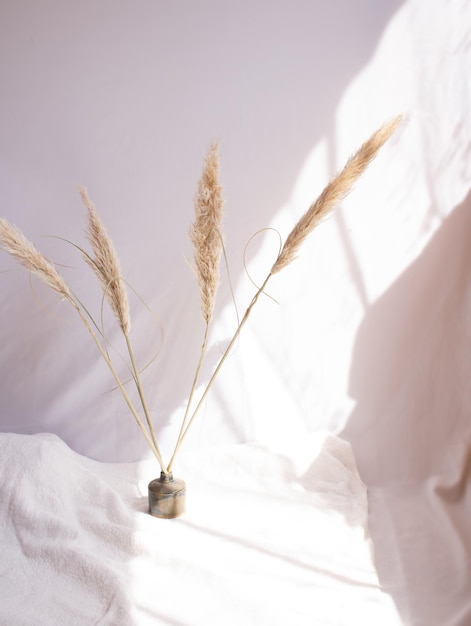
[0,432,400,625]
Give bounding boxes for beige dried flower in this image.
[271,116,402,274]
[191,141,225,323]
[0,219,70,297]
[79,187,131,335]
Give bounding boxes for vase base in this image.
[148,472,186,519]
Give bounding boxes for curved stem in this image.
[167,273,272,472]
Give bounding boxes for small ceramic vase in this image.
[148,472,186,519]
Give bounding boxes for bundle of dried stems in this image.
[0,117,401,475]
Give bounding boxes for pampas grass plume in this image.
[191,141,225,323]
[79,186,131,335]
[0,218,70,297]
[271,116,402,274]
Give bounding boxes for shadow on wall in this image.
[342,189,471,485]
[342,190,471,624]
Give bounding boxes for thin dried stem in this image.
[71,299,166,470]
[168,273,272,467]
[167,323,209,472]
[271,116,402,274]
[124,332,162,463]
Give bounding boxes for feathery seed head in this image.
[191,141,225,323]
[0,218,71,297]
[271,116,402,274]
[79,186,131,334]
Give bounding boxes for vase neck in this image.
[160,471,173,483]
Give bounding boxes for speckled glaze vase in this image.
[148,472,186,519]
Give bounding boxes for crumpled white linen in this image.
[0,431,400,626]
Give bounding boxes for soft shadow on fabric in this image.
[342,190,471,625]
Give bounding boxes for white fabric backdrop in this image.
[1,1,471,624]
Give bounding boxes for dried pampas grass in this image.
[0,212,166,471]
[0,218,70,298]
[0,116,401,476]
[168,142,225,470]
[271,116,402,274]
[191,141,225,324]
[79,186,131,335]
[79,186,162,459]
[171,117,402,457]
